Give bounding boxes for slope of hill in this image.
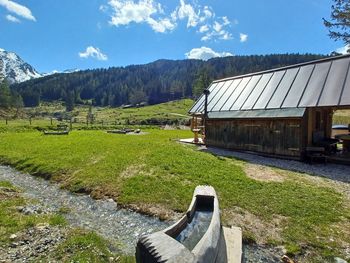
[0,49,42,84]
[12,54,326,107]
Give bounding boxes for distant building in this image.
[189,54,350,161]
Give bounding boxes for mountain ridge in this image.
[0,49,42,84]
[12,53,327,108]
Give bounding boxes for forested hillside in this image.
[11,54,326,108]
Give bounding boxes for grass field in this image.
[0,99,194,130]
[0,129,349,262]
[334,109,350,125]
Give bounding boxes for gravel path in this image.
[199,146,350,183]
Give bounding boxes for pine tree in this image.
[0,80,12,108]
[65,90,75,111]
[324,0,350,51]
[193,69,211,98]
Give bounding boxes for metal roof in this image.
[189,54,350,115]
[208,108,306,119]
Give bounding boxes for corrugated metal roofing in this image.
[189,54,350,115]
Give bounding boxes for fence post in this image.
[5,118,8,125]
[70,119,72,130]
[29,117,32,125]
[50,118,53,125]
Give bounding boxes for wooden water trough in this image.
[43,130,69,135]
[135,186,242,263]
[43,124,69,135]
[107,128,137,134]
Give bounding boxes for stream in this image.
[0,165,283,262]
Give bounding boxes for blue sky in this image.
[0,0,346,73]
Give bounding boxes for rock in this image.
[334,257,348,263]
[35,223,49,230]
[281,255,295,263]
[10,242,18,248]
[9,234,17,240]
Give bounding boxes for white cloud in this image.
[108,0,158,26]
[185,46,233,60]
[6,14,20,23]
[103,0,235,41]
[213,21,222,32]
[148,17,176,32]
[221,32,232,40]
[198,5,213,23]
[240,33,248,43]
[336,44,350,55]
[173,0,199,28]
[202,6,212,19]
[106,0,176,33]
[200,17,233,42]
[79,46,108,61]
[201,28,232,41]
[199,24,209,33]
[0,0,35,21]
[222,16,230,26]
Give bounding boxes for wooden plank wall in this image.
[205,118,303,158]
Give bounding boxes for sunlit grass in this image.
[0,129,349,261]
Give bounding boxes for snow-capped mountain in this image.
[0,48,42,84]
[43,68,80,76]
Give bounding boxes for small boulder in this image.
[334,258,348,263]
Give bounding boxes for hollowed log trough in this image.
[136,186,241,263]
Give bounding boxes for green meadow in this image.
[0,99,194,129]
[0,100,349,261]
[0,129,349,262]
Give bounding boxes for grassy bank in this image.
[0,180,133,262]
[0,129,349,261]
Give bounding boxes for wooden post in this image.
[203,89,210,143]
[70,119,72,130]
[5,118,8,125]
[50,118,53,125]
[29,117,32,125]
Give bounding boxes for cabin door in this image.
[272,120,284,155]
[272,120,301,157]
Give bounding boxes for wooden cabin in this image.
[189,54,350,161]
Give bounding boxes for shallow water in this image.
[176,209,213,251]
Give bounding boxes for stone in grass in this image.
[281,255,295,263]
[334,258,348,263]
[9,234,17,240]
[35,223,49,231]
